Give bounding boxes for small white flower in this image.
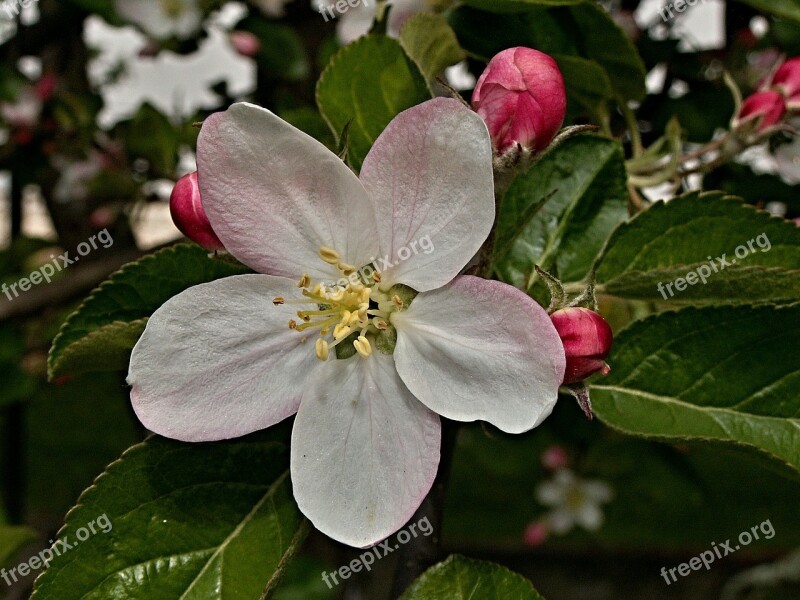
[535,469,614,535]
[114,0,203,40]
[313,0,429,44]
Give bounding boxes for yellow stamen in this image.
[353,336,372,358]
[372,272,382,283]
[319,246,341,264]
[334,323,352,340]
[375,319,388,330]
[338,262,357,275]
[288,319,298,330]
[273,297,285,306]
[392,295,404,309]
[315,338,329,361]
[297,273,311,288]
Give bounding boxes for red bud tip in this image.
[169,171,225,251]
[550,307,613,385]
[737,91,787,132]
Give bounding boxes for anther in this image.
[334,323,352,340]
[319,246,341,264]
[353,336,372,358]
[338,262,357,275]
[392,295,404,309]
[288,319,298,330]
[297,273,311,288]
[375,319,388,330]
[273,296,285,305]
[372,272,382,283]
[315,338,330,361]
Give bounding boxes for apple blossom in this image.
[471,47,567,157]
[127,98,566,548]
[229,30,261,57]
[737,91,786,132]
[169,171,225,251]
[535,469,614,535]
[550,307,612,385]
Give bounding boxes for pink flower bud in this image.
[771,57,800,102]
[523,521,549,547]
[471,47,566,156]
[550,308,613,385]
[169,171,225,251]
[541,445,570,471]
[230,31,261,58]
[738,91,786,132]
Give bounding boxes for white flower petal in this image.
[547,508,575,535]
[291,353,441,548]
[575,502,605,532]
[359,98,494,292]
[114,0,202,40]
[535,481,566,506]
[197,102,378,280]
[392,276,566,433]
[128,274,322,442]
[583,480,614,504]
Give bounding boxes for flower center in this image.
[160,0,187,18]
[273,246,414,361]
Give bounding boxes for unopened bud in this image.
[471,47,566,157]
[229,31,261,57]
[736,91,786,132]
[550,307,613,385]
[169,171,225,251]
[770,57,800,107]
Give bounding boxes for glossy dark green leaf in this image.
[31,427,306,600]
[595,192,800,304]
[493,135,628,289]
[592,304,800,473]
[316,35,432,171]
[399,13,465,82]
[399,555,546,599]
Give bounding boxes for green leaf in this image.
[316,34,431,171]
[493,135,628,289]
[400,555,546,600]
[48,244,249,380]
[592,303,800,473]
[734,0,800,23]
[31,427,307,600]
[450,2,645,102]
[123,104,182,177]
[0,525,37,567]
[399,13,466,82]
[554,55,615,120]
[595,192,800,304]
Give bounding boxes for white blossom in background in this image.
[84,7,256,129]
[113,0,203,40]
[536,469,614,534]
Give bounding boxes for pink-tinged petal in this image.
[392,275,565,433]
[291,353,440,548]
[128,274,323,442]
[197,103,378,280]
[359,98,494,292]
